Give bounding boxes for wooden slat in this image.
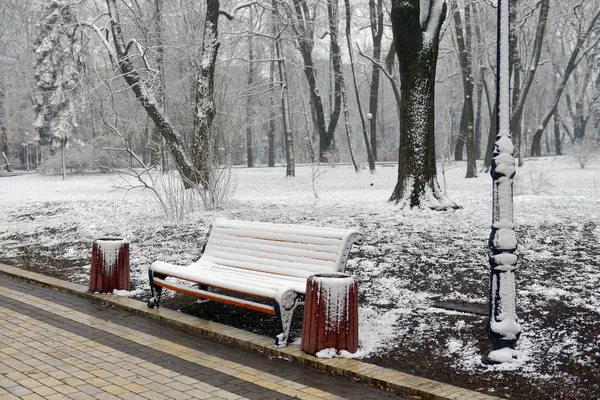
[206,244,336,269]
[154,278,277,315]
[207,235,339,263]
[212,226,344,246]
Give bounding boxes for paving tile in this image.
[0,271,481,400]
[6,384,34,397]
[21,394,46,400]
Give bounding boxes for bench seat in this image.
[148,219,364,346]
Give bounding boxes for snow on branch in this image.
[125,39,159,75]
[80,21,116,60]
[421,0,447,45]
[220,1,260,20]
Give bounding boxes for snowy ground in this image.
[0,156,599,398]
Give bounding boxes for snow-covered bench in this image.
[147,218,363,346]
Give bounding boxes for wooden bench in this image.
[147,218,363,346]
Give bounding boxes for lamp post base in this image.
[482,347,525,365]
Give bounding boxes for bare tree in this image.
[285,0,343,161]
[344,0,375,172]
[367,0,383,161]
[451,1,476,178]
[530,5,600,156]
[273,0,295,176]
[245,14,255,168]
[93,0,225,189]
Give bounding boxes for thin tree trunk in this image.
[474,67,485,159]
[344,0,374,172]
[553,114,562,155]
[483,79,497,171]
[154,0,168,172]
[454,105,466,161]
[368,0,383,161]
[273,1,294,177]
[327,0,357,171]
[61,140,66,180]
[509,0,523,166]
[0,84,10,172]
[451,1,476,177]
[290,0,334,160]
[325,0,343,160]
[512,62,523,166]
[268,57,276,167]
[341,90,359,172]
[246,16,254,168]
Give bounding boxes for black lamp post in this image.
[484,0,523,364]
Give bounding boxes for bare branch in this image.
[220,1,260,20]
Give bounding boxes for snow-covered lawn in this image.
[0,156,599,398]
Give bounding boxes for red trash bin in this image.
[301,272,359,355]
[89,237,130,293]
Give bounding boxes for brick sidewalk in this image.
[0,274,402,400]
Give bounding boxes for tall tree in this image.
[287,0,343,161]
[389,0,458,209]
[367,0,384,161]
[451,1,476,178]
[273,0,295,177]
[245,14,255,168]
[33,0,83,180]
[344,0,375,172]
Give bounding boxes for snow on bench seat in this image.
[147,218,364,346]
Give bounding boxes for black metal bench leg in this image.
[274,290,304,347]
[147,269,164,308]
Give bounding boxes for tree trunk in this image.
[290,0,332,161]
[148,0,167,171]
[0,84,10,172]
[273,1,294,177]
[474,67,485,159]
[553,114,562,155]
[326,0,343,161]
[390,0,457,209]
[246,16,254,168]
[454,105,466,161]
[268,57,276,168]
[344,0,375,172]
[192,0,220,187]
[61,139,66,180]
[509,2,524,166]
[368,0,384,161]
[451,1,476,177]
[483,79,497,171]
[1,127,11,172]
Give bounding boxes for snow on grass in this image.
[0,156,599,391]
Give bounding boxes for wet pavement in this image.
[0,274,402,399]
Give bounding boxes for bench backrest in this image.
[201,219,364,279]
